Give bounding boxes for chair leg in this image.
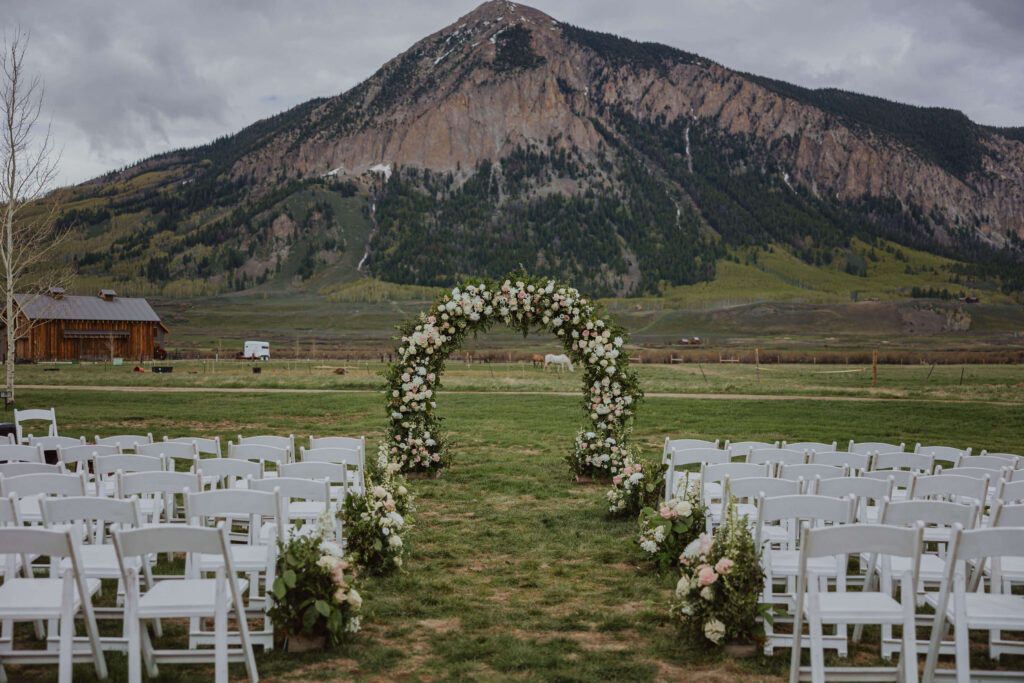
[808,608,825,683]
[900,572,918,683]
[140,622,158,678]
[215,568,227,683]
[125,568,142,683]
[58,574,74,683]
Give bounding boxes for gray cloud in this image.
[7,0,1023,187]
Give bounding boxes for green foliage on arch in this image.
[383,270,643,479]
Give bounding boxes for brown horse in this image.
[531,354,545,368]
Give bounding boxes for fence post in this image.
[872,349,878,387]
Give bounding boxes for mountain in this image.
[55,1,1024,301]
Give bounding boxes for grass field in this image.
[6,364,1024,681]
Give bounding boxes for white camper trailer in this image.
[244,341,270,360]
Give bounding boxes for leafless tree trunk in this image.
[2,29,69,405]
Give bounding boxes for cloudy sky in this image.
[7,0,1024,188]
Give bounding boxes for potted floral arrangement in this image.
[605,458,662,516]
[268,530,362,651]
[669,506,767,652]
[339,444,415,575]
[635,481,706,572]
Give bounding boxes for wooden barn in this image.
[5,289,168,361]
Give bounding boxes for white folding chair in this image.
[790,523,923,683]
[299,446,365,494]
[875,499,978,658]
[164,435,222,459]
[185,489,283,651]
[755,494,856,657]
[724,440,778,459]
[136,441,199,472]
[996,478,1024,504]
[308,435,365,456]
[724,476,802,534]
[748,447,807,472]
[228,441,288,478]
[197,458,262,490]
[870,451,933,502]
[13,408,58,444]
[0,527,107,682]
[117,470,202,525]
[914,443,971,462]
[955,453,1018,472]
[235,435,294,463]
[0,444,44,463]
[663,447,731,502]
[909,474,987,533]
[93,454,164,498]
[923,526,1024,682]
[849,440,905,455]
[94,434,154,453]
[248,476,332,538]
[0,471,88,524]
[808,450,871,472]
[980,450,1022,464]
[700,462,769,529]
[662,437,720,465]
[56,444,119,477]
[112,523,257,683]
[0,462,64,477]
[279,461,350,503]
[814,475,894,524]
[777,463,847,490]
[783,441,837,455]
[987,502,1024,658]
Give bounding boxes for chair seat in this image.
[994,556,1024,581]
[197,545,270,572]
[0,577,100,618]
[287,501,328,520]
[808,591,904,623]
[62,545,143,577]
[890,554,947,583]
[137,578,249,619]
[933,592,1024,628]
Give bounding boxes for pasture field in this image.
[7,382,1024,681]
[15,360,1024,404]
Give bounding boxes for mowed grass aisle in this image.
[13,388,1024,681]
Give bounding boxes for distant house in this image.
[3,289,169,361]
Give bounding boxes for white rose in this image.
[700,586,715,601]
[388,534,403,548]
[347,588,363,609]
[373,486,387,498]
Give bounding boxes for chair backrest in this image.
[935,466,1002,481]
[798,523,923,595]
[943,526,1024,588]
[14,407,57,442]
[910,473,989,509]
[777,463,848,483]
[872,450,934,474]
[57,443,119,470]
[0,443,45,463]
[136,440,199,464]
[228,442,289,468]
[980,451,1022,462]
[782,441,837,454]
[808,450,871,471]
[249,476,330,503]
[747,447,807,467]
[185,488,284,543]
[0,493,20,525]
[665,447,730,470]
[0,461,64,477]
[112,523,232,580]
[279,461,349,486]
[725,476,801,502]
[991,502,1024,528]
[996,479,1024,504]
[236,435,294,460]
[663,437,719,463]
[0,527,91,594]
[117,470,202,498]
[94,433,154,451]
[849,440,905,455]
[299,445,363,466]
[308,435,364,454]
[880,498,978,530]
[700,462,770,487]
[862,469,917,490]
[42,496,142,544]
[915,443,971,460]
[815,474,894,502]
[164,435,222,458]
[955,454,1017,471]
[755,494,856,550]
[197,457,262,488]
[0,471,88,498]
[724,440,778,459]
[28,435,85,450]
[94,453,165,478]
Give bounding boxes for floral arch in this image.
[384,271,643,480]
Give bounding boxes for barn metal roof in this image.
[14,293,164,324]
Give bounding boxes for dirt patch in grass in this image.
[653,660,778,682]
[266,657,361,681]
[566,629,632,652]
[418,618,461,634]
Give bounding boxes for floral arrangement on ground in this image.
[636,477,706,572]
[670,506,768,647]
[605,457,663,517]
[383,269,643,479]
[339,443,415,575]
[268,521,362,649]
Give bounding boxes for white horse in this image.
[544,354,574,373]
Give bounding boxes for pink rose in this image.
[612,475,622,485]
[432,454,440,462]
[715,558,734,575]
[698,533,714,555]
[659,506,673,519]
[697,566,718,586]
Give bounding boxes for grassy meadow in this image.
[6,362,1024,681]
